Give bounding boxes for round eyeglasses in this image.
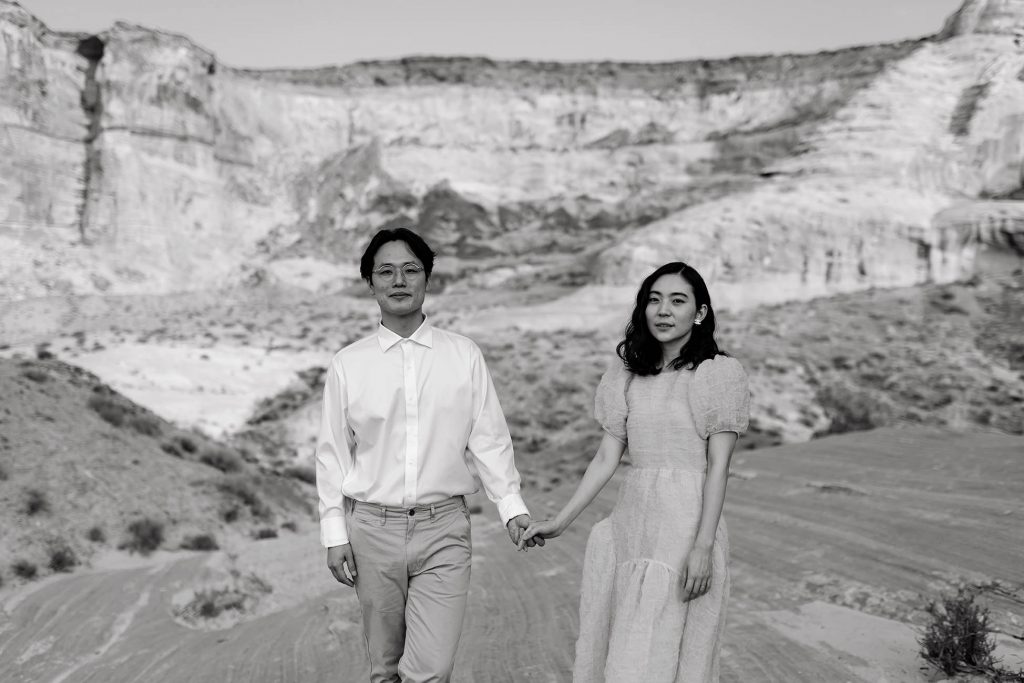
[372,264,425,282]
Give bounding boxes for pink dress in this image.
[574,355,750,683]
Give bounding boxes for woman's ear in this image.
[696,304,708,324]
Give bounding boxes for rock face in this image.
[1,0,1022,301]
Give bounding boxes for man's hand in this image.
[327,543,357,587]
[507,514,545,550]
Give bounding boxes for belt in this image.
[351,495,465,518]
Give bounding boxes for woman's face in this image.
[644,273,705,356]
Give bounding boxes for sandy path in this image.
[1,428,1021,682]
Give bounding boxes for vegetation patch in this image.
[121,518,165,555]
[920,588,1024,681]
[48,545,78,573]
[86,526,106,543]
[12,560,37,579]
[24,488,49,515]
[87,394,128,427]
[128,414,163,437]
[283,465,315,485]
[200,447,243,473]
[217,477,272,519]
[181,534,219,551]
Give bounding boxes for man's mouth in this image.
[389,293,411,299]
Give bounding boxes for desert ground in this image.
[1,266,1022,682]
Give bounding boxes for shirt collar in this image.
[376,317,433,352]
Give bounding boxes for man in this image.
[315,226,540,683]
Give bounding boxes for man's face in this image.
[369,240,428,322]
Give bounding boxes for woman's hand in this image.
[517,518,564,551]
[681,546,712,601]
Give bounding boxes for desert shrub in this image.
[253,528,277,540]
[35,344,54,360]
[48,546,78,573]
[86,526,106,543]
[122,518,164,555]
[0,463,8,480]
[176,435,198,454]
[22,368,49,383]
[222,506,240,523]
[87,395,127,427]
[200,447,243,473]
[181,534,219,551]
[815,384,892,435]
[217,478,271,519]
[283,465,315,485]
[195,588,246,619]
[281,520,298,533]
[12,560,37,579]
[920,589,996,676]
[24,488,49,515]
[129,414,162,438]
[160,441,182,457]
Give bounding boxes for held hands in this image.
[517,518,563,551]
[506,514,545,549]
[327,543,357,587]
[681,545,712,602]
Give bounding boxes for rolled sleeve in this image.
[315,356,355,548]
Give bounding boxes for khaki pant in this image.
[348,497,473,683]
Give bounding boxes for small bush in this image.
[253,528,277,540]
[0,463,8,481]
[283,465,315,485]
[35,344,54,360]
[49,546,78,573]
[181,534,219,551]
[176,436,198,454]
[86,526,106,543]
[221,506,240,523]
[22,368,49,383]
[200,448,243,473]
[24,488,49,515]
[129,414,162,438]
[281,520,298,533]
[88,395,128,427]
[160,441,182,457]
[122,518,164,555]
[920,588,996,676]
[217,478,271,519]
[12,560,37,579]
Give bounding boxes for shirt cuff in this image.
[320,516,349,548]
[496,493,529,527]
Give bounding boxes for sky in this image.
[24,0,965,69]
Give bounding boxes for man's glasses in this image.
[372,264,425,282]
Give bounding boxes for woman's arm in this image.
[682,430,738,600]
[518,432,626,548]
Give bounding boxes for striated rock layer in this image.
[1,0,1022,302]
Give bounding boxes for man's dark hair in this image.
[359,227,436,282]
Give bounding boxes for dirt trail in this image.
[1,428,1021,682]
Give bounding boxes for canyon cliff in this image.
[1,0,1022,302]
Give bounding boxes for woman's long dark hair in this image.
[616,262,724,375]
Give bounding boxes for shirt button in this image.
[408,509,415,516]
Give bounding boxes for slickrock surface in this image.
[1,428,1020,682]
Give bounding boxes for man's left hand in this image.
[507,514,545,549]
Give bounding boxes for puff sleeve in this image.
[689,355,750,439]
[594,358,631,444]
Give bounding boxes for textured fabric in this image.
[348,498,473,683]
[575,355,749,683]
[315,317,527,547]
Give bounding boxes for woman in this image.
[520,262,749,682]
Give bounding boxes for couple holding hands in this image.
[315,227,749,683]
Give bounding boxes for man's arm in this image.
[464,345,532,539]
[315,356,357,583]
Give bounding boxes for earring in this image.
[694,318,702,326]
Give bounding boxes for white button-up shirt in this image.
[315,319,528,547]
